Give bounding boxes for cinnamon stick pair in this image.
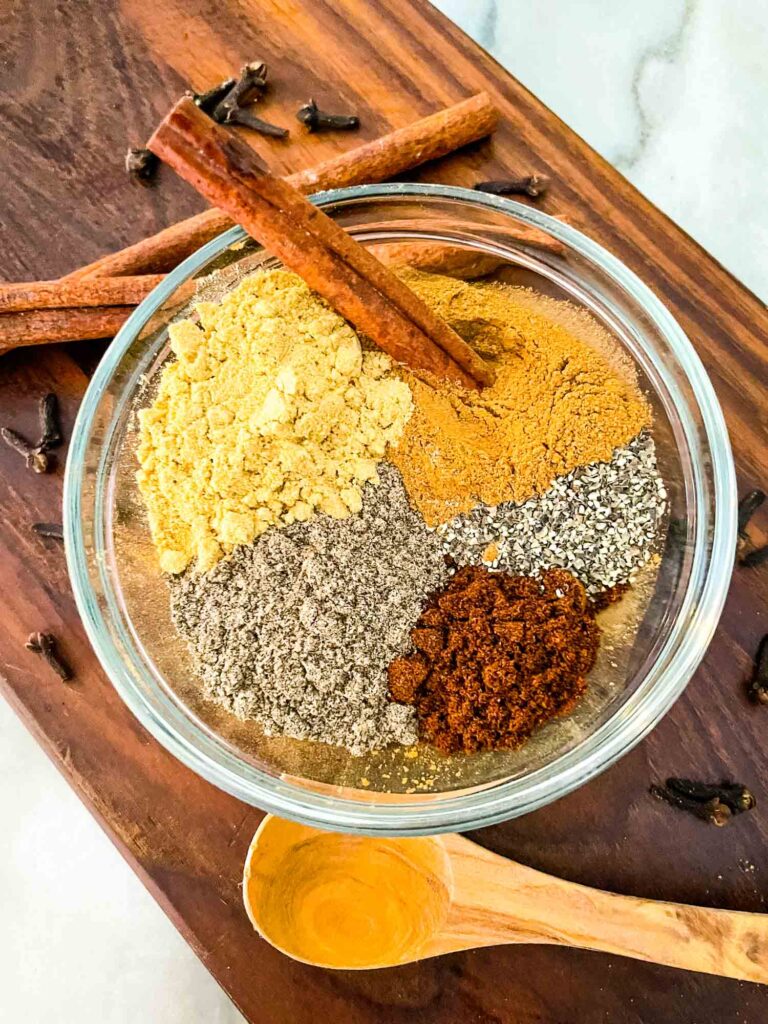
[148,98,493,388]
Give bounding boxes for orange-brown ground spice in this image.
[388,566,601,753]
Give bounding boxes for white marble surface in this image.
[1,3,766,1021]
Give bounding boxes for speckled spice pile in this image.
[438,432,666,596]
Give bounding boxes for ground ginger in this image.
[136,270,412,573]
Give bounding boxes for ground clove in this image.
[296,98,359,133]
[748,634,768,704]
[125,147,159,187]
[651,777,755,826]
[25,631,73,681]
[475,175,550,198]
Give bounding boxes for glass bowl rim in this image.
[64,182,736,835]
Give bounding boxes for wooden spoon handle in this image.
[443,835,768,983]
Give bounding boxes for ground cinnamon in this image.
[389,270,649,523]
[388,566,600,753]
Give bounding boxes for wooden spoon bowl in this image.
[243,815,768,981]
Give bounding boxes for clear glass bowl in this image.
[64,184,736,836]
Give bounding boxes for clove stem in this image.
[222,107,288,138]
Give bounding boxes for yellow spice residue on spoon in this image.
[243,817,452,969]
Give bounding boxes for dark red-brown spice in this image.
[388,566,602,753]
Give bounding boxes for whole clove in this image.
[38,393,62,451]
[212,61,269,123]
[32,522,64,541]
[737,489,765,536]
[651,777,755,826]
[296,98,360,133]
[25,631,73,682]
[190,77,236,116]
[475,175,550,199]
[125,147,159,187]
[748,634,768,704]
[1,426,49,473]
[222,107,288,138]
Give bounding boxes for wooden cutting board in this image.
[2,2,767,1021]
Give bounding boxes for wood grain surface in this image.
[1,2,767,1022]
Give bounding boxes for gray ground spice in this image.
[438,432,666,596]
[169,464,450,754]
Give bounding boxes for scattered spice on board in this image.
[1,426,49,473]
[388,566,602,753]
[736,488,766,565]
[1,391,63,474]
[211,61,269,123]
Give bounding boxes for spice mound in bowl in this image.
[134,265,666,775]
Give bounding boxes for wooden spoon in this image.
[243,815,768,981]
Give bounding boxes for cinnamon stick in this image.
[148,98,492,389]
[65,93,498,281]
[0,275,165,312]
[0,307,135,352]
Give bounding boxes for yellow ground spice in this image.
[389,270,650,525]
[136,270,412,574]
